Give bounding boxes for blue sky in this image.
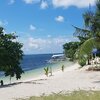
[0,0,96,54]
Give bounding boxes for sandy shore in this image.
[0,63,100,100]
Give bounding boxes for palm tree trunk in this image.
[87,59,90,65]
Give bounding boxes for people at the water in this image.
[49,67,53,76]
[0,80,3,86]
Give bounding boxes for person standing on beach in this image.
[49,67,53,76]
[0,80,3,86]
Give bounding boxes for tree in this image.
[63,42,80,61]
[0,27,24,82]
[74,0,100,62]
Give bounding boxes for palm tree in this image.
[74,0,100,62]
[44,67,49,77]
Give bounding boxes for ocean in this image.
[0,54,73,84]
[0,54,53,76]
[21,54,53,71]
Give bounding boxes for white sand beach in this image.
[0,63,100,100]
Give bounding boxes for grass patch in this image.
[17,91,100,100]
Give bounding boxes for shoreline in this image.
[0,62,100,100]
[22,61,76,83]
[0,60,73,84]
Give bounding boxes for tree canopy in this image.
[74,0,100,58]
[63,0,100,66]
[0,27,24,80]
[63,42,80,61]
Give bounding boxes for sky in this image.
[0,0,96,54]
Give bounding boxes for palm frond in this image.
[73,25,91,37]
[76,38,98,59]
[96,0,100,15]
[83,11,94,27]
[79,38,95,54]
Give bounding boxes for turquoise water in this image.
[0,60,74,84]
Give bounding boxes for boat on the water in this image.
[48,54,66,63]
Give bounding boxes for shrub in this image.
[78,58,86,67]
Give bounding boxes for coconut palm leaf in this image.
[73,25,91,37]
[79,38,95,55]
[96,0,100,15]
[77,37,100,58]
[83,11,94,27]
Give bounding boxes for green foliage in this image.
[18,91,100,100]
[44,67,49,77]
[73,0,100,63]
[78,57,86,67]
[63,42,80,61]
[0,27,24,80]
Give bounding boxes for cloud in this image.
[27,37,51,49]
[30,24,36,31]
[8,0,15,5]
[19,35,78,54]
[28,38,40,49]
[23,0,40,4]
[40,1,48,9]
[52,0,96,8]
[21,36,74,54]
[0,21,4,26]
[0,20,8,26]
[47,35,51,38]
[55,16,64,22]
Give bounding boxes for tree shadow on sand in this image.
[0,82,22,88]
[23,78,48,84]
[0,78,48,88]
